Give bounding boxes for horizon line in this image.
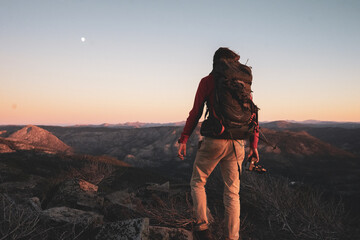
[1,119,360,127]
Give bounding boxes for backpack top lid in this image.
[212,58,253,104]
[213,58,252,86]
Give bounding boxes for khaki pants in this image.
[190,137,244,240]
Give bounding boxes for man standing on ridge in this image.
[177,47,259,240]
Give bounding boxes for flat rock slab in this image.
[41,206,103,226]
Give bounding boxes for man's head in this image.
[213,47,240,63]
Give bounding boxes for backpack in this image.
[200,58,258,139]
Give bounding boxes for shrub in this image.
[140,191,194,229]
[241,172,350,240]
[0,194,40,240]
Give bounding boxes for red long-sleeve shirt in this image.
[179,74,259,149]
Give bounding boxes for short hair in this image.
[213,47,240,62]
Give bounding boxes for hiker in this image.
[177,47,259,240]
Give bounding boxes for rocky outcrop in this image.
[8,125,72,153]
[0,142,15,153]
[46,178,104,210]
[0,149,195,239]
[0,137,38,153]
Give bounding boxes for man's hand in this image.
[249,147,259,163]
[177,143,186,160]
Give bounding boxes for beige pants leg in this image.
[190,137,244,240]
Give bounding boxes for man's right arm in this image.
[178,76,210,159]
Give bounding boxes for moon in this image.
[81,37,86,42]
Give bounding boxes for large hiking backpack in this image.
[201,58,258,139]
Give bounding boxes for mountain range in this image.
[71,121,186,128]
[1,121,359,239]
[1,121,359,192]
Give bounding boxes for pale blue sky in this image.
[1,0,359,125]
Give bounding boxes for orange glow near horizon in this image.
[1,74,359,125]
[1,97,359,126]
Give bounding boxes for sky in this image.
[1,0,359,125]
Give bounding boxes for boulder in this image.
[41,206,103,226]
[46,178,103,210]
[79,179,99,191]
[95,218,149,240]
[146,181,170,193]
[105,190,135,208]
